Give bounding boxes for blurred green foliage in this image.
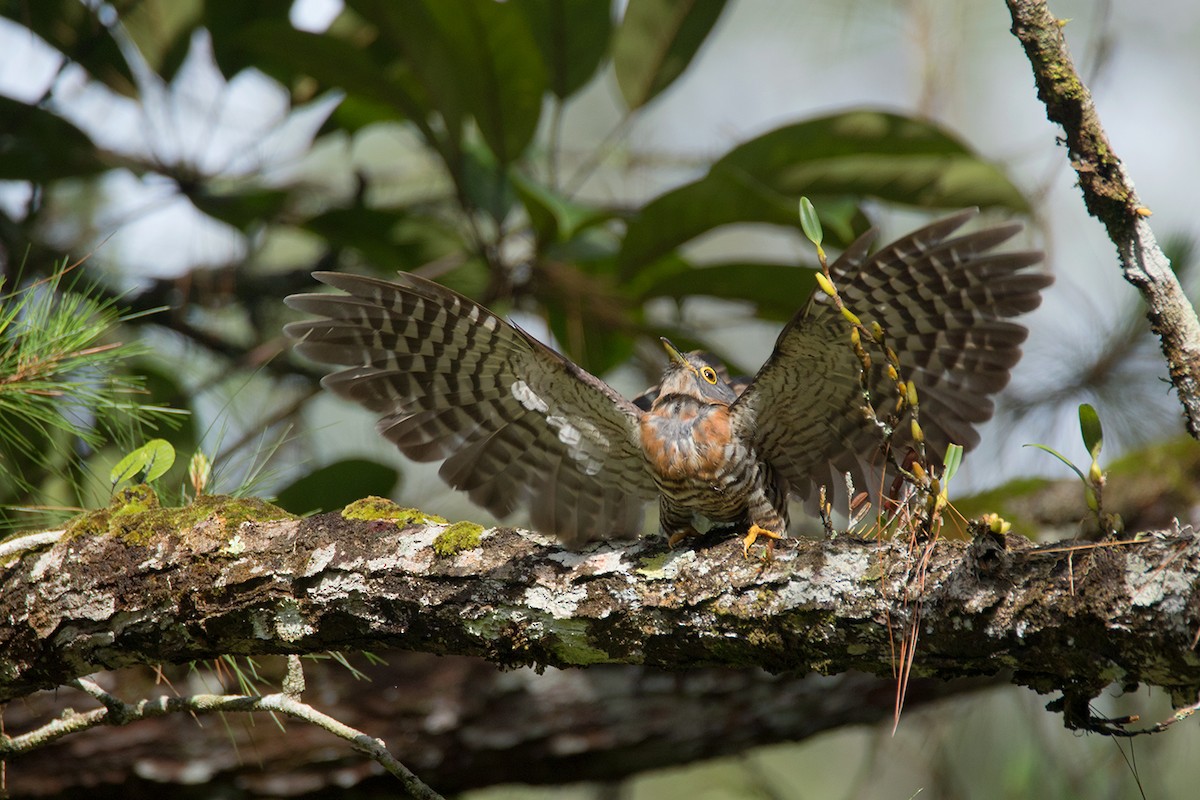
[0,0,1029,526]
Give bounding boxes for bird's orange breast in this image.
[639,400,736,484]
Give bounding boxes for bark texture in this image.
[1007,0,1200,438]
[2,495,1199,709]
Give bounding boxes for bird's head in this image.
[656,338,738,405]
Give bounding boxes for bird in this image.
[284,209,1051,553]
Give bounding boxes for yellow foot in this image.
[667,527,701,548]
[742,524,784,558]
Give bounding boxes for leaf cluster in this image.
[0,1,1032,515]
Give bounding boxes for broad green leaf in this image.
[461,143,516,223]
[515,0,613,99]
[613,0,728,109]
[192,1,295,79]
[353,0,547,167]
[422,0,547,165]
[534,265,637,374]
[348,0,467,146]
[273,459,400,515]
[617,165,802,277]
[511,172,615,243]
[718,111,1029,211]
[618,110,1028,275]
[302,207,443,268]
[635,260,820,321]
[545,302,636,377]
[1078,403,1103,460]
[1023,443,1087,484]
[2,0,135,95]
[186,186,292,231]
[235,23,422,123]
[0,97,111,181]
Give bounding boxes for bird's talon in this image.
[667,527,700,548]
[742,524,783,558]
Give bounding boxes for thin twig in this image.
[0,677,444,800]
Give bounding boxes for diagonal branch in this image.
[1006,0,1200,438]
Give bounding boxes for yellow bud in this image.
[815,272,837,298]
[911,419,925,444]
[850,327,860,347]
[886,347,900,366]
[840,306,862,326]
[911,462,927,482]
[1088,460,1103,485]
[870,321,884,340]
[886,364,898,381]
[986,513,1012,534]
[906,380,919,408]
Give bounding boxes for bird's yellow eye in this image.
[700,366,718,384]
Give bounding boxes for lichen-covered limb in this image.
[1006,0,1200,438]
[2,499,1199,711]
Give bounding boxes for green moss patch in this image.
[432,521,485,557]
[65,487,293,546]
[341,496,448,525]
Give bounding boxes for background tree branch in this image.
[1006,0,1200,438]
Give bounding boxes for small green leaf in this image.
[511,172,615,242]
[110,449,150,486]
[110,439,176,485]
[942,443,964,484]
[1023,443,1087,484]
[140,439,177,482]
[799,197,823,247]
[1078,403,1103,461]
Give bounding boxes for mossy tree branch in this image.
[1006,0,1200,438]
[2,495,1199,718]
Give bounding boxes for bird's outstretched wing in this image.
[730,209,1051,502]
[285,272,657,544]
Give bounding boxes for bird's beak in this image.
[660,337,687,364]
